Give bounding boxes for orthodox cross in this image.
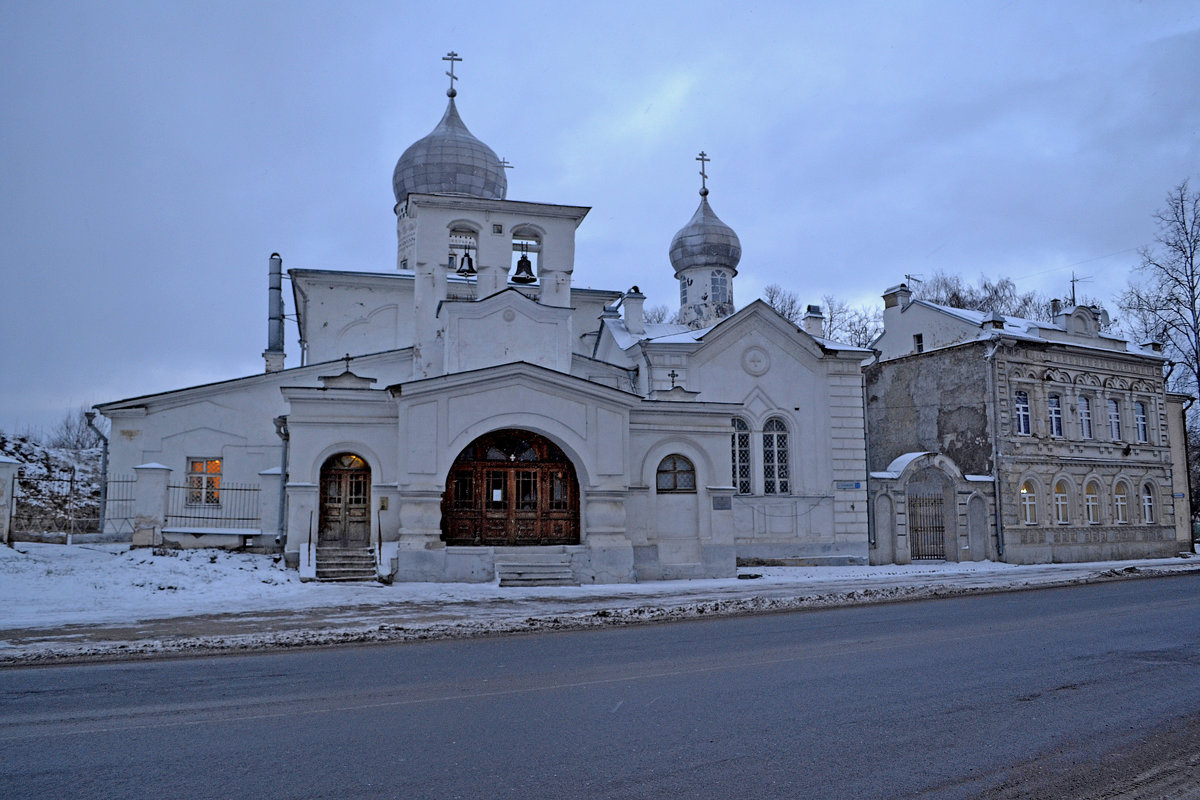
[443,51,462,96]
[500,157,514,171]
[696,151,710,195]
[667,369,679,388]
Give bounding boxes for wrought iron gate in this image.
[907,492,946,560]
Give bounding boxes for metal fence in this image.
[104,474,136,535]
[165,481,261,530]
[10,467,99,535]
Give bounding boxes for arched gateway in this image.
[442,429,580,546]
[319,453,371,547]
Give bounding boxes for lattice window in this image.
[656,455,697,493]
[1054,480,1070,524]
[1114,482,1129,524]
[763,418,790,495]
[1013,391,1031,435]
[186,458,222,505]
[731,417,752,494]
[1020,480,1037,525]
[1078,396,1093,439]
[1085,481,1100,524]
[1048,394,1063,438]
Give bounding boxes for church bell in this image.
[456,247,476,275]
[512,244,536,284]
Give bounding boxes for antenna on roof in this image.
[904,273,924,285]
[1068,271,1092,306]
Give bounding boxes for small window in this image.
[1114,482,1130,524]
[1135,401,1148,443]
[1141,484,1155,524]
[731,418,752,495]
[1048,394,1063,438]
[492,224,503,235]
[1014,391,1031,436]
[913,334,924,353]
[1108,399,1121,440]
[1053,480,1070,524]
[1020,480,1037,525]
[1078,396,1093,440]
[711,270,729,305]
[656,455,696,493]
[187,458,222,505]
[763,418,790,495]
[1084,481,1101,525]
[680,279,688,307]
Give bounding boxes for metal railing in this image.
[165,481,261,529]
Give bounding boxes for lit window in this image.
[1135,402,1148,443]
[1108,399,1121,440]
[1048,394,1063,438]
[1020,481,1038,525]
[1078,396,1093,440]
[656,455,696,493]
[731,418,752,495]
[1084,481,1100,524]
[187,458,222,505]
[1141,484,1155,524]
[1054,480,1070,524]
[1014,391,1031,435]
[1114,482,1129,524]
[763,418,790,495]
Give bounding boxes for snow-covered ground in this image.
[2,542,1198,664]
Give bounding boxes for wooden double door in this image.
[319,453,371,547]
[442,429,580,546]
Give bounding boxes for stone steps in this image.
[496,552,577,587]
[315,547,377,582]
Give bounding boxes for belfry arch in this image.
[441,429,581,546]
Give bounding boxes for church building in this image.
[96,56,870,584]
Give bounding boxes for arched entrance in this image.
[319,453,371,547]
[441,429,580,546]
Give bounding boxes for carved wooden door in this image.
[319,454,371,547]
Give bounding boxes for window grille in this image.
[656,455,697,493]
[186,458,222,505]
[731,418,752,494]
[763,418,790,495]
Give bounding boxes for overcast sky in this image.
[2,1,1198,434]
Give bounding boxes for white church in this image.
[96,57,870,584]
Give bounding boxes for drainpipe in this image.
[273,416,289,548]
[862,367,875,549]
[985,340,1006,560]
[84,411,108,534]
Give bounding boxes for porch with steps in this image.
[315,546,377,582]
[494,548,578,587]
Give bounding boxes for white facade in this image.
[97,84,870,583]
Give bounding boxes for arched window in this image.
[711,270,729,305]
[1078,396,1093,439]
[1107,399,1121,440]
[1048,394,1063,438]
[1020,480,1038,525]
[731,418,751,495]
[1135,401,1149,443]
[1014,391,1031,435]
[656,455,696,493]
[1053,480,1070,524]
[1141,483,1155,524]
[762,418,790,495]
[1114,481,1130,524]
[1084,481,1101,524]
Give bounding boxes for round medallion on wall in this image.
[502,309,516,322]
[742,346,770,376]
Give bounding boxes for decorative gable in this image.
[441,288,572,374]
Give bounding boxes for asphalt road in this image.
[2,576,1198,799]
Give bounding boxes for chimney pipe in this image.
[264,253,286,372]
[623,286,646,335]
[803,304,825,337]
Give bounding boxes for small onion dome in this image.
[392,98,508,206]
[668,196,742,278]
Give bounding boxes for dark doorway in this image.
[319,453,371,547]
[441,429,580,546]
[907,490,946,560]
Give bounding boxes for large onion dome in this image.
[668,193,742,278]
[392,97,508,206]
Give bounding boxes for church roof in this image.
[668,195,742,277]
[392,97,508,206]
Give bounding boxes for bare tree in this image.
[762,284,803,324]
[1119,180,1200,412]
[642,304,671,324]
[45,407,105,449]
[913,271,1051,320]
[822,294,883,348]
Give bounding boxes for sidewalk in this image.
[3,544,1198,666]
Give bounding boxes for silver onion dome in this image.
[392,98,508,206]
[668,196,742,277]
